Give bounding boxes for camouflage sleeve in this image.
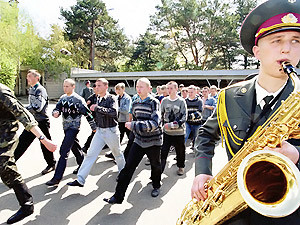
[0,84,38,131]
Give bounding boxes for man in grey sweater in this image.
[161,81,187,175]
[14,69,56,175]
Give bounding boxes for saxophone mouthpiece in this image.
[281,61,296,76]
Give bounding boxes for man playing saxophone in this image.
[191,0,300,224]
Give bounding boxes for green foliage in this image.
[122,31,179,72]
[0,1,19,88]
[39,25,76,79]
[0,54,17,89]
[61,0,129,71]
[150,0,258,70]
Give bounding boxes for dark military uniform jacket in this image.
[194,76,300,224]
[0,83,37,149]
[195,77,300,176]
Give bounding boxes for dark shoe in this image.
[7,205,34,224]
[41,165,55,175]
[151,188,160,197]
[46,179,60,186]
[8,183,34,224]
[67,180,83,187]
[103,196,122,204]
[177,167,185,176]
[73,167,80,174]
[82,146,88,153]
[105,152,115,160]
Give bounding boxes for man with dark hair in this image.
[81,80,94,101]
[0,83,56,224]
[14,69,56,175]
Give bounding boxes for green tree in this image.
[150,0,240,70]
[61,0,129,71]
[234,0,258,69]
[39,25,76,79]
[0,1,19,88]
[123,31,179,72]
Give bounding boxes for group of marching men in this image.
[0,68,218,223]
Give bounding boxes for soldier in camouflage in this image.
[0,83,57,224]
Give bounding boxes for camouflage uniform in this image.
[0,83,37,188]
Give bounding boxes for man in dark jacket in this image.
[81,80,94,101]
[14,69,56,175]
[67,78,125,187]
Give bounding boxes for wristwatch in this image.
[38,135,45,141]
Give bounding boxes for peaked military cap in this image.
[240,0,300,55]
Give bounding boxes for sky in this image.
[17,0,161,40]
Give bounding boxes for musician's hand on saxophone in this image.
[191,174,213,201]
[264,140,300,164]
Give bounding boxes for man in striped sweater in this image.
[185,85,203,146]
[104,77,162,204]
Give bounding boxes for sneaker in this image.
[41,165,55,175]
[177,167,185,176]
[145,158,150,166]
[67,180,83,187]
[46,178,60,186]
[151,188,160,197]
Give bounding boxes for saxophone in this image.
[177,62,300,225]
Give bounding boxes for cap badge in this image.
[282,13,298,23]
[241,87,247,93]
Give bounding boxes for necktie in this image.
[262,95,273,111]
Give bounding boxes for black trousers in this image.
[118,122,130,143]
[14,120,55,167]
[82,131,95,150]
[123,131,135,161]
[161,133,185,173]
[114,142,161,201]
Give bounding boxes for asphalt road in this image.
[0,102,227,225]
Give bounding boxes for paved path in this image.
[0,103,227,225]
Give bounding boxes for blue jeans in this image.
[185,123,200,143]
[77,127,125,185]
[53,129,83,180]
